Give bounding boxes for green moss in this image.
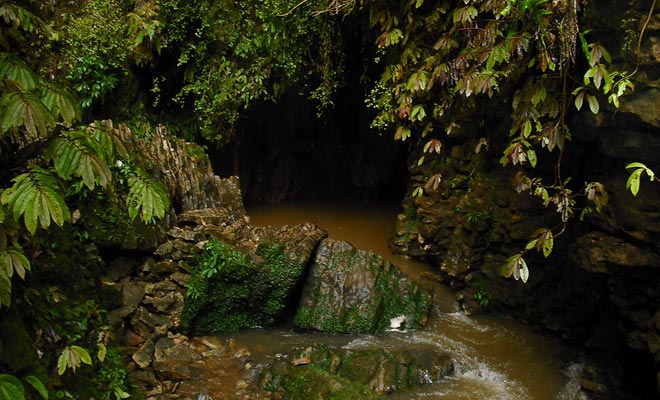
[181,239,304,335]
[294,244,432,333]
[281,366,382,400]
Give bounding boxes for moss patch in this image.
[281,365,382,400]
[181,239,304,335]
[294,239,432,333]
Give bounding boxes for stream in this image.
[208,200,586,399]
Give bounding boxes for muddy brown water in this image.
[208,200,586,399]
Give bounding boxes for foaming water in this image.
[236,200,584,399]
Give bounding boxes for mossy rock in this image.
[281,365,382,400]
[294,239,432,333]
[263,344,454,398]
[180,239,305,334]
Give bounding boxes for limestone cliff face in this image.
[390,1,660,398]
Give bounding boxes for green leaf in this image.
[71,345,92,366]
[58,345,92,375]
[39,84,79,126]
[97,343,107,362]
[3,167,70,234]
[626,168,642,196]
[527,149,537,167]
[0,247,30,280]
[542,231,553,257]
[586,94,599,114]
[23,376,48,400]
[574,90,585,110]
[0,55,37,91]
[525,239,539,250]
[0,374,25,400]
[0,92,55,139]
[46,130,112,189]
[127,169,169,224]
[57,350,68,375]
[394,125,411,141]
[522,120,532,138]
[518,257,529,283]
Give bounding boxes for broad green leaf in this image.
[46,131,112,189]
[97,342,107,362]
[625,162,648,170]
[527,149,537,167]
[71,345,92,366]
[626,168,642,196]
[518,257,529,283]
[127,170,169,224]
[3,167,70,234]
[0,92,54,139]
[586,94,599,114]
[0,373,25,400]
[39,84,79,126]
[0,247,30,280]
[23,376,48,400]
[522,120,532,138]
[0,55,37,91]
[113,387,131,399]
[57,350,68,375]
[574,90,585,110]
[58,345,92,375]
[394,125,411,141]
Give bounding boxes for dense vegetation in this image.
[0,0,655,398]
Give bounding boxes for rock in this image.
[570,232,660,273]
[144,292,179,313]
[123,329,147,347]
[180,224,327,335]
[153,260,179,275]
[264,344,454,398]
[167,227,205,242]
[122,279,146,310]
[294,239,432,333]
[106,257,138,281]
[170,272,190,286]
[133,339,155,368]
[130,307,172,338]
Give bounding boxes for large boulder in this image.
[180,223,327,335]
[260,344,454,399]
[294,239,432,333]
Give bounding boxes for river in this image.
[210,200,587,399]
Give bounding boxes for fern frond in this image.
[127,169,169,224]
[40,83,79,126]
[0,246,30,280]
[46,129,112,189]
[1,166,70,234]
[0,53,37,91]
[86,121,129,162]
[0,91,54,140]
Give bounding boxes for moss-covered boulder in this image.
[181,223,326,335]
[261,344,454,399]
[294,239,432,333]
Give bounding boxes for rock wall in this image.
[389,1,660,398]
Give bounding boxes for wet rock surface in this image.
[258,344,454,399]
[294,238,432,333]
